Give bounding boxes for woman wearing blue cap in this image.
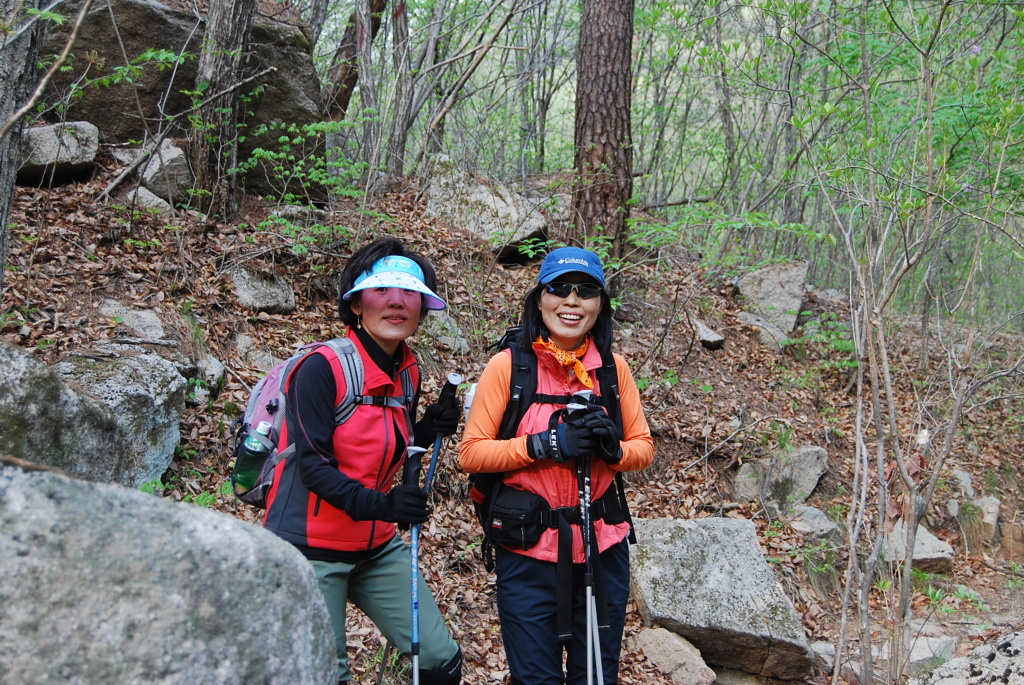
[460,247,653,684]
[263,237,462,685]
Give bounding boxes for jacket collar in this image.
[347,326,417,389]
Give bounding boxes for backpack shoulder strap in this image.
[396,363,416,434]
[596,350,632,541]
[320,337,416,425]
[260,342,331,464]
[498,343,538,440]
[396,364,416,410]
[595,351,623,434]
[319,337,366,425]
[497,343,624,439]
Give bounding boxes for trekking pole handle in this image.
[438,373,462,412]
[567,390,594,414]
[424,373,462,495]
[404,446,428,488]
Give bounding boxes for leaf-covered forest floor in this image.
[4,163,1024,683]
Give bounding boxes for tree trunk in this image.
[190,0,256,220]
[303,0,330,45]
[0,0,45,299]
[323,0,387,122]
[356,0,382,186]
[385,0,412,178]
[569,0,634,258]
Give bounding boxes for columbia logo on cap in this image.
[558,257,590,267]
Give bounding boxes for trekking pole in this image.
[424,374,462,494]
[403,445,428,685]
[375,640,393,685]
[584,451,604,685]
[567,392,603,685]
[409,373,462,685]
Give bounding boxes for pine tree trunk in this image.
[569,0,634,258]
[0,0,44,298]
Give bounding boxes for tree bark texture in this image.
[356,0,382,180]
[323,0,386,122]
[569,0,634,256]
[190,0,256,220]
[304,0,330,45]
[385,0,412,177]
[0,0,45,298]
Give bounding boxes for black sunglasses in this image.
[545,282,603,300]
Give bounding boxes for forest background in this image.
[2,0,1024,683]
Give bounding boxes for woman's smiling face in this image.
[537,273,603,351]
[351,287,423,355]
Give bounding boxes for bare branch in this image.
[0,0,94,140]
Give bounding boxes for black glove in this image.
[414,401,462,446]
[382,483,430,525]
[568,405,622,464]
[526,421,598,462]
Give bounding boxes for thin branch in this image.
[413,0,526,168]
[0,0,69,46]
[682,414,780,471]
[0,0,94,140]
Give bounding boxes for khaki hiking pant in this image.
[310,535,458,683]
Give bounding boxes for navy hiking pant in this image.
[494,539,630,685]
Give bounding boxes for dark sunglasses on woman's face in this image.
[545,281,603,299]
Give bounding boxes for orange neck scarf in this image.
[533,336,594,389]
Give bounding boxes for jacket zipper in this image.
[366,403,393,549]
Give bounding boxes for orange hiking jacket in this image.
[460,343,653,563]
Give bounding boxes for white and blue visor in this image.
[342,255,447,310]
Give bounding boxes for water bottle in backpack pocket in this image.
[230,419,280,507]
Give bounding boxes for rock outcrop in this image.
[0,460,335,684]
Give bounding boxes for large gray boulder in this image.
[422,154,548,256]
[735,261,809,334]
[733,445,829,516]
[98,298,166,339]
[0,460,335,685]
[55,345,188,486]
[881,520,955,575]
[41,0,202,144]
[0,342,187,487]
[231,267,297,315]
[631,517,815,681]
[39,0,323,199]
[879,634,957,677]
[16,121,99,186]
[0,342,130,483]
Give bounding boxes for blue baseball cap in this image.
[537,247,606,288]
[343,255,447,310]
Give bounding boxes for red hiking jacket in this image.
[263,331,418,552]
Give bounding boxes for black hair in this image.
[516,281,614,361]
[336,237,438,327]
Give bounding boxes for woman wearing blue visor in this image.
[263,237,462,685]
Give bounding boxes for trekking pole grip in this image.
[404,446,427,488]
[438,373,462,412]
[425,373,462,494]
